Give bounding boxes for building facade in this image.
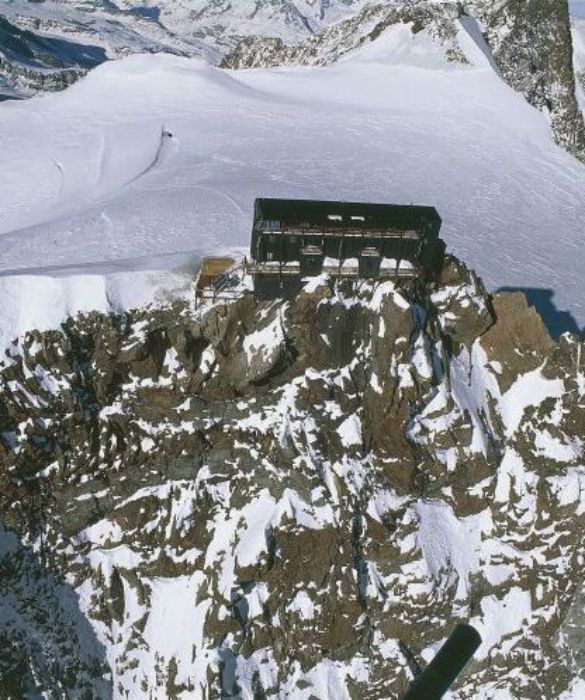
[249,198,446,297]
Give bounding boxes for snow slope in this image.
[0,17,584,348]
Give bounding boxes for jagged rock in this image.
[0,256,584,697]
[481,291,554,393]
[432,256,496,347]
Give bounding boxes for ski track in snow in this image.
[124,128,179,187]
[0,23,584,342]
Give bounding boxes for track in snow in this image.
[124,127,179,187]
[0,248,201,278]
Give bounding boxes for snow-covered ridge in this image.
[221,0,585,162]
[0,0,368,98]
[0,268,195,354]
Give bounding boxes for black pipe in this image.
[401,624,481,700]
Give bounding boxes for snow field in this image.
[0,16,584,352]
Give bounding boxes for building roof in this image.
[254,198,442,234]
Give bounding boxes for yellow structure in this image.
[195,257,236,305]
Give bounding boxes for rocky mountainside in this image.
[0,13,105,99]
[221,3,466,68]
[120,0,370,46]
[1,256,584,698]
[0,1,203,100]
[0,0,366,98]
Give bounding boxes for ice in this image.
[243,315,285,365]
[0,269,193,353]
[561,679,585,699]
[140,573,211,689]
[287,590,319,620]
[472,587,533,659]
[572,15,585,113]
[534,429,583,462]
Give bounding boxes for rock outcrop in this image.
[221,3,466,69]
[467,0,585,162]
[0,256,584,698]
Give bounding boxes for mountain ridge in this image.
[1,4,585,696]
[2,0,585,161]
[0,256,584,697]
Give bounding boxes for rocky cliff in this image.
[467,0,585,163]
[1,256,584,698]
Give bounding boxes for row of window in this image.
[326,214,366,222]
[262,214,368,230]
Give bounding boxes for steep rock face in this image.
[0,524,112,697]
[0,257,584,698]
[467,0,585,162]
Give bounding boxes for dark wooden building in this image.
[249,198,446,297]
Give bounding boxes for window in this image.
[327,214,343,221]
[351,215,365,222]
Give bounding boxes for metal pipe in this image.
[401,624,481,700]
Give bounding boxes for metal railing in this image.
[245,260,419,279]
[259,223,423,240]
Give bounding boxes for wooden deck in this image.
[194,257,238,307]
